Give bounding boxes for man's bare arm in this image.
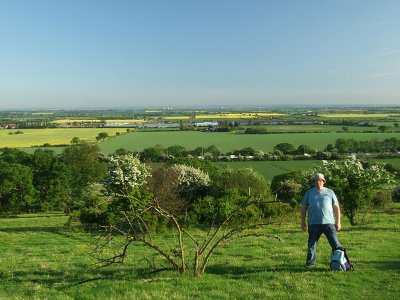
[333,204,341,231]
[301,206,308,231]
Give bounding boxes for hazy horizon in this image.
[1,103,400,113]
[1,0,399,109]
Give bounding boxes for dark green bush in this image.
[393,187,400,203]
[371,190,393,209]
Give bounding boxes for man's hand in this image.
[335,223,342,231]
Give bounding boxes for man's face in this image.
[314,179,325,190]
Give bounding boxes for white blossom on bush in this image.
[304,158,395,225]
[170,164,210,188]
[102,154,151,196]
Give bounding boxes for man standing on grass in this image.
[300,173,342,268]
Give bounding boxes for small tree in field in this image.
[90,156,278,277]
[306,158,395,225]
[0,161,35,214]
[61,142,107,214]
[96,132,109,141]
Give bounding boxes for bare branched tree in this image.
[90,196,280,276]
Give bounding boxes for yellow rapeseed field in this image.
[52,119,145,124]
[164,113,287,120]
[319,113,400,118]
[105,119,145,123]
[31,112,54,115]
[0,128,125,148]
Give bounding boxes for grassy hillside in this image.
[0,207,399,299]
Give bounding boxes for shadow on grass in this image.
[345,226,398,233]
[0,226,62,233]
[0,225,95,243]
[371,260,400,271]
[1,265,148,289]
[205,263,328,277]
[2,213,66,219]
[1,261,333,291]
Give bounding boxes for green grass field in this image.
[0,207,399,299]
[246,124,385,132]
[99,131,400,155]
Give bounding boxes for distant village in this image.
[0,119,323,130]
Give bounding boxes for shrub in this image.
[148,164,210,217]
[188,168,274,226]
[371,190,392,209]
[78,183,110,227]
[393,187,400,203]
[270,171,306,203]
[101,154,151,202]
[245,127,268,134]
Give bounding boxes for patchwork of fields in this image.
[3,127,397,182]
[2,127,399,155]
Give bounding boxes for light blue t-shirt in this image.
[300,187,338,225]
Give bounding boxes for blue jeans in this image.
[306,224,342,266]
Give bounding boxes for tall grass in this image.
[0,206,399,299]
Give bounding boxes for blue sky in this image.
[0,0,399,109]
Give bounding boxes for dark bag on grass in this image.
[330,247,354,271]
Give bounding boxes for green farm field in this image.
[246,124,385,132]
[99,131,400,154]
[0,208,399,299]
